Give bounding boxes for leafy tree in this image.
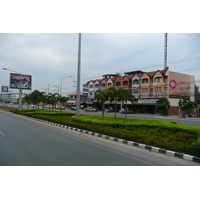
[95,90,109,119]
[195,84,200,101]
[107,87,118,119]
[23,93,32,109]
[30,90,44,109]
[117,88,135,118]
[178,97,196,115]
[156,98,170,116]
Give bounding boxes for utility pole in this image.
[164,33,167,70]
[76,33,81,116]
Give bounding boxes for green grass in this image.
[11,109,200,156]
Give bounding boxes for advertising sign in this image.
[1,85,9,92]
[169,72,192,98]
[138,99,158,104]
[10,73,32,90]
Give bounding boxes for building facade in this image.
[83,67,195,115]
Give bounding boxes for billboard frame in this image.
[9,73,32,90]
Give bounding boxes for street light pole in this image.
[76,33,81,117]
[3,68,23,110]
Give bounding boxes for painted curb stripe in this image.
[145,145,152,150]
[193,157,200,163]
[159,149,167,154]
[174,152,184,159]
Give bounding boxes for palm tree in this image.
[95,90,109,119]
[47,93,59,111]
[59,96,68,110]
[117,88,135,118]
[107,87,118,119]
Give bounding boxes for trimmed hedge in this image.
[11,110,200,156]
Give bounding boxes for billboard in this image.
[169,71,193,98]
[1,86,9,92]
[10,73,32,90]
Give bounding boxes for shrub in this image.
[191,141,200,157]
[11,110,200,156]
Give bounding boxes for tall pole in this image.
[19,89,22,110]
[164,33,167,69]
[3,68,22,110]
[76,33,81,116]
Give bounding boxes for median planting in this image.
[11,109,200,157]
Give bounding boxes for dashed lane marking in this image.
[0,130,6,137]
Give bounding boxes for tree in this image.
[94,90,109,119]
[59,96,68,110]
[23,93,32,109]
[47,93,59,111]
[107,87,118,119]
[30,90,44,109]
[178,97,196,115]
[156,98,170,116]
[117,88,135,118]
[195,84,200,101]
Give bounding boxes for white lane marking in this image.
[0,130,6,137]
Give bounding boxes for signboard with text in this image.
[10,73,32,90]
[169,71,192,98]
[1,85,9,93]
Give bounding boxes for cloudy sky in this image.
[1,33,200,95]
[1,1,200,96]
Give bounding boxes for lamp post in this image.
[60,75,73,95]
[76,33,81,117]
[3,68,23,110]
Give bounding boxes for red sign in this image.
[169,79,177,89]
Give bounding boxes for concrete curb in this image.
[31,117,200,164]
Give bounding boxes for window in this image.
[95,84,99,88]
[89,85,93,88]
[142,79,148,84]
[108,83,112,87]
[115,82,121,86]
[142,89,148,94]
[154,77,163,83]
[133,80,139,85]
[102,83,106,87]
[123,81,128,86]
[154,88,162,93]
[133,89,139,94]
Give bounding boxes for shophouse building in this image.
[83,67,195,115]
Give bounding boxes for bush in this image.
[11,110,200,156]
[191,141,200,157]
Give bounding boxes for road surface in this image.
[0,110,199,166]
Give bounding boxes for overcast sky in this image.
[1,1,200,96]
[1,33,200,95]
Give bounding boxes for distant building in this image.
[83,67,195,115]
[66,92,86,106]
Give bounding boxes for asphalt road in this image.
[0,110,199,166]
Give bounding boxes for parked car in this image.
[123,109,134,114]
[70,106,76,110]
[84,107,97,112]
[107,108,114,112]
